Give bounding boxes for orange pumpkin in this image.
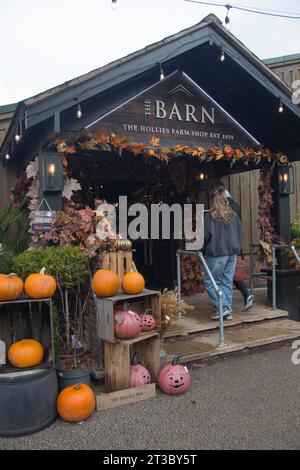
[92,269,119,297]
[24,268,56,299]
[0,273,23,301]
[8,339,44,368]
[122,272,145,294]
[57,383,95,423]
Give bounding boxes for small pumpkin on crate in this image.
[140,309,156,332]
[113,236,132,252]
[158,355,191,395]
[57,383,95,423]
[129,353,151,388]
[0,273,24,301]
[122,271,145,295]
[24,268,56,299]
[92,269,120,297]
[8,339,44,368]
[114,303,141,340]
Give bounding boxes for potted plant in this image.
[12,246,91,389]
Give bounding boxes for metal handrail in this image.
[250,243,300,310]
[176,249,225,347]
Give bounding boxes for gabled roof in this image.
[2,13,300,161]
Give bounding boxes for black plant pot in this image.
[0,367,58,436]
[56,367,91,391]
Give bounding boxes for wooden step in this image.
[163,319,300,364]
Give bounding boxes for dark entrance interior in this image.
[68,150,210,289]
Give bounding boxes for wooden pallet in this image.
[104,332,160,393]
[98,251,136,290]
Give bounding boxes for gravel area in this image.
[1,345,300,450]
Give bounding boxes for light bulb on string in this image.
[220,47,225,62]
[159,64,165,81]
[5,153,10,161]
[278,99,284,113]
[224,4,231,31]
[76,103,82,119]
[111,0,117,10]
[14,120,22,143]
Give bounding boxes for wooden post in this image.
[270,167,300,320]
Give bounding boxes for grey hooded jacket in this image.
[203,211,243,257]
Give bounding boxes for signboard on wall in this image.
[86,70,259,148]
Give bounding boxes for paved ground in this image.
[1,345,300,450]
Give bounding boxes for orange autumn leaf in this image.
[62,156,68,167]
[223,145,233,156]
[234,149,242,159]
[196,147,206,156]
[95,133,108,145]
[215,150,224,160]
[131,143,147,155]
[150,136,160,147]
[210,146,219,156]
[64,145,77,154]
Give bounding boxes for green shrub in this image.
[12,245,89,287]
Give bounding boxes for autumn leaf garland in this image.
[53,133,289,167]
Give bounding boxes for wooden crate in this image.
[96,383,156,411]
[104,332,160,393]
[0,298,54,372]
[94,289,161,343]
[98,251,136,290]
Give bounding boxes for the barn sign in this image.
[87,70,259,148]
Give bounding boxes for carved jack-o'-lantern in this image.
[114,303,141,340]
[141,309,156,332]
[158,355,190,395]
[129,353,151,388]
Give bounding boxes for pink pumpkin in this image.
[114,304,141,340]
[141,309,156,332]
[129,353,151,388]
[158,355,190,395]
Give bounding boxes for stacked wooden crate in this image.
[89,251,161,410]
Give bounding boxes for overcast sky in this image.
[1,0,300,105]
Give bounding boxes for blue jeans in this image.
[204,255,237,311]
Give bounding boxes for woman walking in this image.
[203,184,243,320]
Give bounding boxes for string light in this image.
[278,99,284,113]
[159,64,165,81]
[220,47,225,62]
[76,103,82,119]
[14,120,22,143]
[5,153,10,160]
[224,4,231,30]
[111,0,117,10]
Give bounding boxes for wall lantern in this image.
[278,164,294,195]
[43,153,64,192]
[195,170,209,190]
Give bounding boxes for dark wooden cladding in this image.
[88,70,258,148]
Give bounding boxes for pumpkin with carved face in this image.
[129,353,151,388]
[141,309,156,332]
[114,304,141,340]
[158,355,190,395]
